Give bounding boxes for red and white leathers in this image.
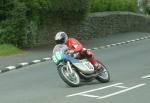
[66,37,101,69]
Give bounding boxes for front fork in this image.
[66,61,74,74]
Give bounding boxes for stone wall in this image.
[36,12,150,46]
[78,12,150,38]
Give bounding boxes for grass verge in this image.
[0,44,22,56]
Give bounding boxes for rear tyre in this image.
[57,64,80,87]
[95,61,110,83]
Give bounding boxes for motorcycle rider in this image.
[54,31,101,71]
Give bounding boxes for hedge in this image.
[0,0,28,47]
[90,0,138,12]
[0,0,89,48]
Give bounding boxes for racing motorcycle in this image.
[52,44,110,87]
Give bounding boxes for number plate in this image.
[83,61,94,71]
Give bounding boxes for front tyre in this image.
[57,64,80,87]
[95,62,110,83]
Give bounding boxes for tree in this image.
[0,0,89,48]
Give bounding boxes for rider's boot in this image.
[93,62,102,71]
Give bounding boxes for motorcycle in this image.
[52,44,110,87]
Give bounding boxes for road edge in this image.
[1,35,150,74]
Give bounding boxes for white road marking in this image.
[127,41,131,43]
[5,66,16,70]
[130,40,136,42]
[144,37,148,39]
[20,62,29,66]
[120,42,126,44]
[141,75,150,79]
[110,44,117,46]
[43,58,51,60]
[80,94,99,98]
[106,45,111,47]
[140,38,145,40]
[95,35,150,50]
[97,83,145,99]
[114,85,128,89]
[116,43,122,45]
[66,83,123,97]
[32,60,41,63]
[136,38,140,41]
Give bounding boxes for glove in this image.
[65,49,75,54]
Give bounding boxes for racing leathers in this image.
[66,38,101,70]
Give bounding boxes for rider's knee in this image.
[85,50,93,58]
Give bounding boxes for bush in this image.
[0,0,89,48]
[0,0,28,48]
[145,5,150,14]
[90,0,137,12]
[48,0,89,25]
[19,0,89,27]
[143,1,150,14]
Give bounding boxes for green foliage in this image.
[0,0,89,48]
[142,1,150,14]
[48,0,89,25]
[0,0,27,47]
[90,0,138,12]
[145,5,150,14]
[137,0,150,14]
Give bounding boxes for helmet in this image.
[55,32,68,44]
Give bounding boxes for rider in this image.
[54,31,101,71]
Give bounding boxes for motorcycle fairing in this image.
[64,54,95,74]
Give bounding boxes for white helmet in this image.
[55,32,68,44]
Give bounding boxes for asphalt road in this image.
[0,32,150,69]
[0,36,150,103]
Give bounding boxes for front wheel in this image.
[95,61,110,83]
[57,64,80,87]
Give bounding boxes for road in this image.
[0,36,150,103]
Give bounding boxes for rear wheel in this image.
[95,61,110,83]
[57,64,80,87]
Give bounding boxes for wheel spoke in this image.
[99,67,108,79]
[61,66,80,85]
